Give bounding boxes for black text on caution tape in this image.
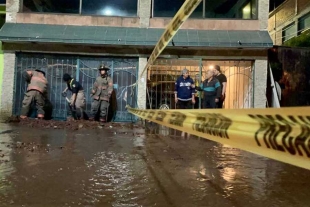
[249,114,310,157]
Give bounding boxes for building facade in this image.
[269,0,310,45]
[0,0,272,121]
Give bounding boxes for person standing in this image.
[20,69,48,119]
[213,65,227,108]
[174,68,196,109]
[90,65,113,123]
[198,69,221,108]
[62,73,86,120]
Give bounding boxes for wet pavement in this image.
[0,121,310,207]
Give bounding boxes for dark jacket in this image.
[201,77,221,98]
[174,75,195,101]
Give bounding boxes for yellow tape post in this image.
[139,0,202,79]
[127,106,310,170]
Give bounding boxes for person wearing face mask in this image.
[90,64,113,123]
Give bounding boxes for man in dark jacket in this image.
[198,69,221,108]
[174,68,196,109]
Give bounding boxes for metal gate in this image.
[147,59,254,109]
[14,53,138,122]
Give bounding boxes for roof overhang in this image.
[0,23,273,50]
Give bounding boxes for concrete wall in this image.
[0,52,15,119]
[137,58,147,109]
[9,0,270,31]
[268,0,310,45]
[253,59,268,108]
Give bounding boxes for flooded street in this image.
[0,122,309,207]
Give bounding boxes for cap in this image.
[98,64,110,71]
[63,73,72,82]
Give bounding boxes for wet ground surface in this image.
[0,120,310,207]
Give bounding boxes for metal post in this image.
[76,58,80,81]
[202,0,206,18]
[79,0,82,15]
[199,58,202,109]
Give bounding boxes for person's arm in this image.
[191,79,195,103]
[215,81,221,102]
[107,77,113,98]
[70,81,78,106]
[174,80,179,102]
[222,75,227,96]
[91,79,98,96]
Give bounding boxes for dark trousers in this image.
[203,96,217,109]
[217,94,225,108]
[177,100,192,109]
[194,97,204,109]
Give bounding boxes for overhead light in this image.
[101,7,114,16]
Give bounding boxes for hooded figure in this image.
[90,64,113,123]
[20,69,48,119]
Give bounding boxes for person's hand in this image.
[215,98,219,103]
[61,91,67,97]
[175,97,178,103]
[196,86,202,91]
[192,97,196,104]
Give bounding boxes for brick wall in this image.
[268,0,310,45]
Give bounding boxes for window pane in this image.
[23,0,80,14]
[298,12,310,33]
[205,0,257,19]
[82,0,137,17]
[282,23,296,42]
[153,0,258,19]
[0,0,5,4]
[153,0,183,17]
[153,0,202,18]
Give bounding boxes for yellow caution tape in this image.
[127,106,310,170]
[139,0,202,79]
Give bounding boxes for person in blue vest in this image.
[174,68,196,109]
[197,69,222,108]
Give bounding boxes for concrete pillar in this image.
[6,0,21,23]
[137,57,147,109]
[253,60,268,108]
[258,0,270,30]
[139,0,151,28]
[0,52,16,119]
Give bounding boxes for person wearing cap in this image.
[174,68,196,109]
[213,65,227,108]
[197,69,221,108]
[20,69,48,119]
[62,73,86,120]
[90,64,113,123]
